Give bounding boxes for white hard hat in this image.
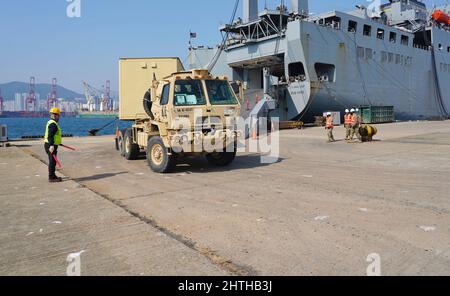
[350,109,355,113]
[345,109,350,113]
[326,112,332,116]
[355,108,359,112]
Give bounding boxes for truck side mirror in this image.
[230,81,244,102]
[151,80,159,102]
[151,89,158,103]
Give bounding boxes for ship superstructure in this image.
[190,0,450,121]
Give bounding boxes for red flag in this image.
[53,154,62,169]
[61,144,76,151]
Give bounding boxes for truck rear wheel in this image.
[124,129,140,160]
[146,137,175,173]
[118,129,126,157]
[205,147,237,167]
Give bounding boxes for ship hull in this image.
[218,10,450,122]
[285,19,450,121]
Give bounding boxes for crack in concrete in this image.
[121,186,206,202]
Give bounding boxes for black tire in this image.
[118,129,126,157]
[143,90,154,120]
[205,145,237,167]
[146,137,175,173]
[124,129,140,160]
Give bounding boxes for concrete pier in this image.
[1,120,450,275]
[0,147,226,276]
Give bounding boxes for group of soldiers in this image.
[325,109,361,143]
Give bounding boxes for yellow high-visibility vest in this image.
[44,119,62,145]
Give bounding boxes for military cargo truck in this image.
[117,57,242,173]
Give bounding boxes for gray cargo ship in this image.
[190,0,450,121]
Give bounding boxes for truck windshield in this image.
[173,80,206,106]
[205,80,238,105]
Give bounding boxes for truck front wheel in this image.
[124,129,140,160]
[146,137,175,173]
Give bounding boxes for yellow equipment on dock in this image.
[359,125,378,142]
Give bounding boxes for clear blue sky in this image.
[0,0,441,94]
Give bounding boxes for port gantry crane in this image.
[25,77,37,113]
[47,78,58,110]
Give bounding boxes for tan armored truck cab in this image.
[118,58,242,173]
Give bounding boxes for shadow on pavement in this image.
[169,154,285,174]
[72,171,129,182]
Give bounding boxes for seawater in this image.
[0,117,132,139]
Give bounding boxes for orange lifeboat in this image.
[432,10,450,25]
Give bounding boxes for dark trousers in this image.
[44,143,59,179]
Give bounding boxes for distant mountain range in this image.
[0,82,84,101]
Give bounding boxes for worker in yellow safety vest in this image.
[44,108,63,183]
[325,112,335,143]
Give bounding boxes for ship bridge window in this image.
[389,32,397,43]
[348,20,358,33]
[401,35,409,46]
[363,25,372,36]
[315,63,336,82]
[438,44,443,50]
[377,28,385,40]
[288,62,306,81]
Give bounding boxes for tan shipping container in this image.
[119,57,184,120]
